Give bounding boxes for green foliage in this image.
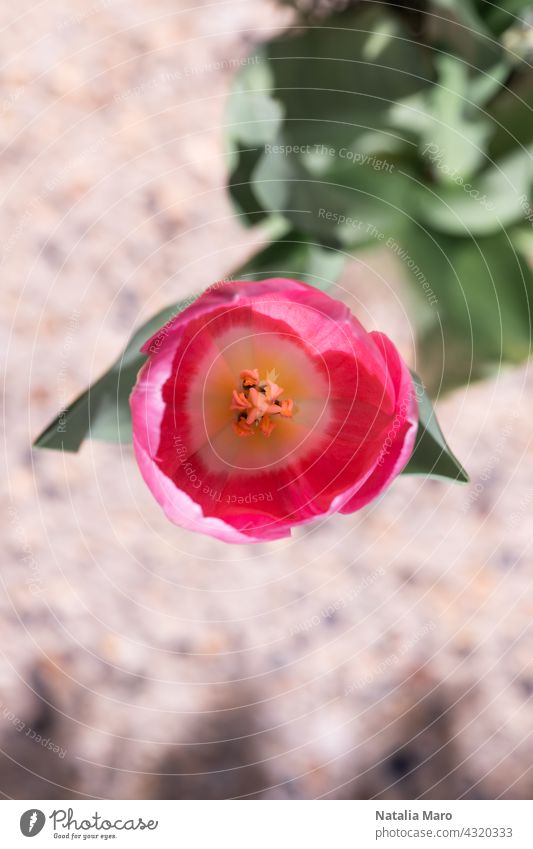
[228,5,433,237]
[237,227,347,289]
[227,1,533,392]
[408,226,533,393]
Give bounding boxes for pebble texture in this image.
[2,0,533,799]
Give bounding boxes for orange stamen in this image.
[280,398,294,417]
[265,379,283,401]
[260,415,275,437]
[233,418,253,437]
[230,390,251,411]
[230,367,294,438]
[240,368,259,387]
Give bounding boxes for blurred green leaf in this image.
[227,5,432,229]
[426,0,502,67]
[223,0,533,395]
[228,147,272,225]
[267,6,432,149]
[402,370,469,481]
[251,137,417,247]
[237,228,346,289]
[415,147,532,235]
[390,56,510,182]
[419,55,496,180]
[226,50,285,224]
[486,1,533,38]
[226,52,284,147]
[487,68,533,159]
[399,226,533,391]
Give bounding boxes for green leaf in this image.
[402,371,469,482]
[33,302,191,452]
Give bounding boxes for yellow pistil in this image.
[230,368,294,438]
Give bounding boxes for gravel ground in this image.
[2,0,533,800]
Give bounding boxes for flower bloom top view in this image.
[130,278,418,543]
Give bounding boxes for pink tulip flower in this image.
[130,278,418,543]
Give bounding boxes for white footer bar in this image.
[2,800,532,848]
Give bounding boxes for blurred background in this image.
[3,0,533,799]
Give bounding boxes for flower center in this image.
[230,368,294,438]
